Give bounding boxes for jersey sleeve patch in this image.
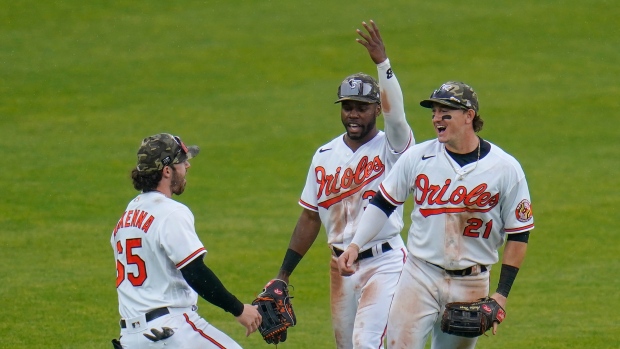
[515,199,533,223]
[175,247,207,269]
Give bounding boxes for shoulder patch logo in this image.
[515,199,533,222]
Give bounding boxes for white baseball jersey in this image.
[299,131,412,251]
[299,59,414,252]
[378,139,534,269]
[111,191,206,319]
[299,59,413,349]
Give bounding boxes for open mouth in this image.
[348,123,362,132]
[436,125,446,134]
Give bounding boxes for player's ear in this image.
[162,166,172,178]
[465,109,475,123]
[376,103,382,116]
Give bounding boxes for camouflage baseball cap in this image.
[420,81,479,113]
[136,133,199,173]
[335,73,381,104]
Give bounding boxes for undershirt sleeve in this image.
[350,203,390,248]
[370,191,397,216]
[377,59,413,153]
[181,255,244,317]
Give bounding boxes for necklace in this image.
[443,140,481,181]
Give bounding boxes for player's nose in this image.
[347,109,361,119]
[431,111,444,122]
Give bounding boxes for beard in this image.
[170,167,186,196]
[345,118,376,141]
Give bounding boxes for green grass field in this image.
[2,0,619,348]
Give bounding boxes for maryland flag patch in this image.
[515,199,533,222]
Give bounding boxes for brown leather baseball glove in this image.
[441,297,506,337]
[252,279,296,345]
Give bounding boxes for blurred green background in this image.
[1,0,619,348]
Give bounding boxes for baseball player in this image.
[338,81,534,349]
[110,133,261,349]
[271,21,414,349]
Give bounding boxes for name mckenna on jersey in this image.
[315,155,385,209]
[113,209,155,236]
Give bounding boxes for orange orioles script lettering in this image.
[113,210,155,236]
[414,174,499,217]
[316,156,385,209]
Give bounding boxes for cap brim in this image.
[186,145,200,160]
[335,96,380,104]
[419,98,465,109]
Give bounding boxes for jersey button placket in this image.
[342,201,354,246]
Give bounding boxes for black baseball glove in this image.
[252,279,296,344]
[441,297,506,338]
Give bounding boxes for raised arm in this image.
[357,20,413,152]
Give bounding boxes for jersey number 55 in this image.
[116,238,147,287]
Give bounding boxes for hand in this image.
[236,304,262,337]
[356,20,388,65]
[489,293,507,335]
[337,244,359,276]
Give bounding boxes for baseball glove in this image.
[441,297,506,338]
[252,279,296,344]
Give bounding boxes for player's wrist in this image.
[495,264,519,298]
[376,58,390,68]
[230,300,245,317]
[491,292,507,304]
[348,242,361,253]
[279,248,303,276]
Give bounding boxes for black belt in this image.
[332,242,392,261]
[120,307,170,328]
[429,262,487,277]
